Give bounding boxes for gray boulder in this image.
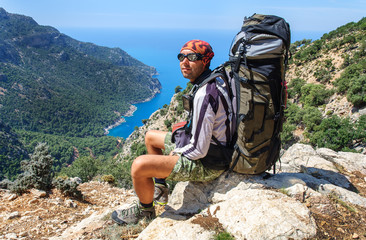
[137,144,366,239]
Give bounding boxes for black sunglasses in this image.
[177,53,203,62]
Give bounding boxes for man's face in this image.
[179,49,206,83]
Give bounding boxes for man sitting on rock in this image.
[112,39,234,225]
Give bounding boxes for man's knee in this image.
[145,130,166,149]
[131,155,178,179]
[131,156,147,178]
[144,130,156,145]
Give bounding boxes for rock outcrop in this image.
[137,143,366,239]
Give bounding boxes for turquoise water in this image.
[60,28,323,139]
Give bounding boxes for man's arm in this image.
[174,82,218,160]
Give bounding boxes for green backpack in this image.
[222,14,291,174]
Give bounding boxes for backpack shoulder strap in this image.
[189,71,226,98]
[197,72,223,88]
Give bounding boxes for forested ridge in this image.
[0,8,160,180]
[0,8,161,137]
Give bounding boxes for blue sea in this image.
[60,28,324,139]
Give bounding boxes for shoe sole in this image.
[111,211,127,225]
[154,200,168,206]
[154,184,169,206]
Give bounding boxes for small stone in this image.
[352,233,359,239]
[19,231,28,237]
[90,190,98,195]
[65,199,78,208]
[20,215,32,221]
[30,189,47,198]
[70,177,82,184]
[6,193,18,201]
[8,211,20,219]
[5,233,17,239]
[82,206,92,215]
[29,198,39,205]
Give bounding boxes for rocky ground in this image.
[0,181,165,240]
[1,159,366,239]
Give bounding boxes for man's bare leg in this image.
[144,130,170,190]
[145,130,167,155]
[131,154,179,204]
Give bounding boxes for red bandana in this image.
[180,40,214,66]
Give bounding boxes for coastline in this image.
[103,79,161,136]
[103,105,137,135]
[124,105,137,117]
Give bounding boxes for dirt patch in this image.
[309,195,366,239]
[191,206,225,234]
[308,171,366,239]
[0,181,131,239]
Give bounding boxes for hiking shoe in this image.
[154,183,169,205]
[111,202,156,225]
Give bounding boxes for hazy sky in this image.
[0,0,365,33]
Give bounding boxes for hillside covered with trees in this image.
[0,8,161,180]
[284,17,366,152]
[0,8,161,138]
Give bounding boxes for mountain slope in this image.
[0,8,161,137]
[0,120,28,180]
[284,17,366,151]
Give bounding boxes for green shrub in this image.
[287,78,306,99]
[341,54,351,69]
[284,103,302,125]
[100,158,133,189]
[130,142,147,157]
[284,103,322,132]
[11,143,54,194]
[309,116,356,151]
[164,119,172,129]
[160,108,168,116]
[302,106,323,132]
[347,74,366,107]
[214,232,235,240]
[334,60,366,93]
[53,176,83,199]
[313,69,330,83]
[101,174,116,185]
[0,178,14,190]
[59,156,101,182]
[175,85,183,93]
[341,35,356,45]
[355,115,366,141]
[281,122,297,148]
[300,84,333,107]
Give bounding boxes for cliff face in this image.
[1,143,365,239]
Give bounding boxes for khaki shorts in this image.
[164,132,225,182]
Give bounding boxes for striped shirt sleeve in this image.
[174,77,232,160]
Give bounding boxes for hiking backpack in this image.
[221,13,291,174]
[174,14,290,174]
